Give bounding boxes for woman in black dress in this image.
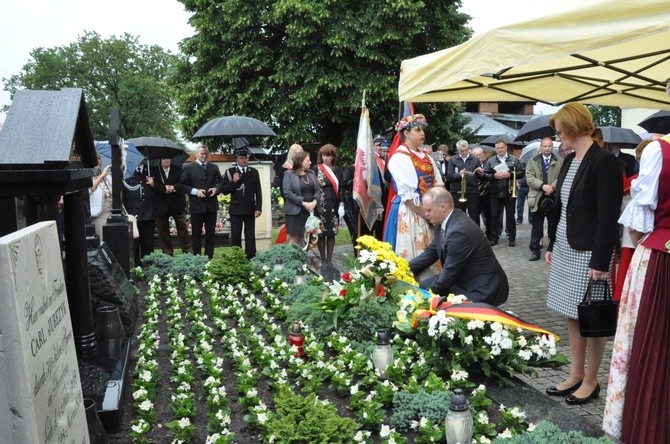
[313,144,344,263]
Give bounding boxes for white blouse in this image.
[618,140,663,233]
[388,145,443,205]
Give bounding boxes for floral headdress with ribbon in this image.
[394,113,428,132]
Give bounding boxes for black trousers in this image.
[454,193,482,227]
[529,209,551,252]
[190,210,217,259]
[156,212,192,255]
[490,195,516,241]
[230,213,256,259]
[134,219,156,265]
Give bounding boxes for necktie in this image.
[201,162,207,170]
[544,157,550,173]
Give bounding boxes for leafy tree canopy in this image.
[173,0,473,159]
[587,105,621,127]
[3,31,179,140]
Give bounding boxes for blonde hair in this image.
[549,103,595,139]
[285,143,303,168]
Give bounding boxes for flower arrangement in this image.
[355,235,418,286]
[302,213,322,250]
[395,291,567,382]
[317,236,416,331]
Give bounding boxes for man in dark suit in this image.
[481,140,524,247]
[125,161,157,265]
[408,187,509,306]
[446,140,482,226]
[149,158,192,255]
[180,145,222,259]
[219,148,263,259]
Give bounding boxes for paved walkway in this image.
[309,217,616,439]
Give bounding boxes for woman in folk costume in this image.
[603,132,670,443]
[313,143,344,263]
[383,114,443,278]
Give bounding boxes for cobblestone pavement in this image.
[312,216,616,438]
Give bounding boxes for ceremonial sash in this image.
[318,164,339,200]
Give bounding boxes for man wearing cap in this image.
[180,145,222,259]
[219,148,263,259]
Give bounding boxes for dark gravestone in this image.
[88,243,137,337]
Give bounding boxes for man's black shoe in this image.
[490,239,498,246]
[529,251,541,261]
[509,240,516,247]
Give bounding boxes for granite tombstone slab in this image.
[0,221,89,444]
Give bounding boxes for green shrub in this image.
[338,298,397,344]
[286,284,333,339]
[265,386,357,443]
[250,244,306,273]
[208,247,253,287]
[390,389,453,432]
[170,253,209,279]
[140,252,209,281]
[141,252,174,280]
[492,420,613,443]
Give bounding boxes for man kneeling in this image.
[409,187,509,306]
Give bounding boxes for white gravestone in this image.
[0,221,89,444]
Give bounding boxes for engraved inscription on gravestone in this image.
[0,221,89,444]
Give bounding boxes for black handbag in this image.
[577,279,618,337]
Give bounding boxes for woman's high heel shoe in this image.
[565,383,600,405]
[546,380,582,396]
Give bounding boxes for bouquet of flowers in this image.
[395,290,567,382]
[317,236,417,329]
[302,213,322,251]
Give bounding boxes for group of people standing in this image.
[334,104,666,443]
[90,144,263,262]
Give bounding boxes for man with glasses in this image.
[446,140,482,225]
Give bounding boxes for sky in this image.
[0,0,603,124]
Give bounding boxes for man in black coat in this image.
[125,161,157,265]
[409,187,508,306]
[180,145,222,259]
[481,140,525,247]
[446,140,482,226]
[149,158,192,255]
[219,149,263,259]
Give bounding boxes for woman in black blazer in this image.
[282,151,320,246]
[544,103,622,406]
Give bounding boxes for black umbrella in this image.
[598,126,642,147]
[126,136,186,159]
[514,115,554,142]
[479,133,519,147]
[638,110,670,135]
[192,115,276,139]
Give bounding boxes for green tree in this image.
[3,31,179,140]
[173,0,472,159]
[587,105,621,127]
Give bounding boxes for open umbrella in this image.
[598,126,642,147]
[514,115,554,142]
[479,133,519,147]
[638,110,670,135]
[95,141,144,179]
[126,136,186,159]
[192,115,276,139]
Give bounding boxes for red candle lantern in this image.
[288,322,305,357]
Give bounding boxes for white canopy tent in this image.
[399,0,670,110]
